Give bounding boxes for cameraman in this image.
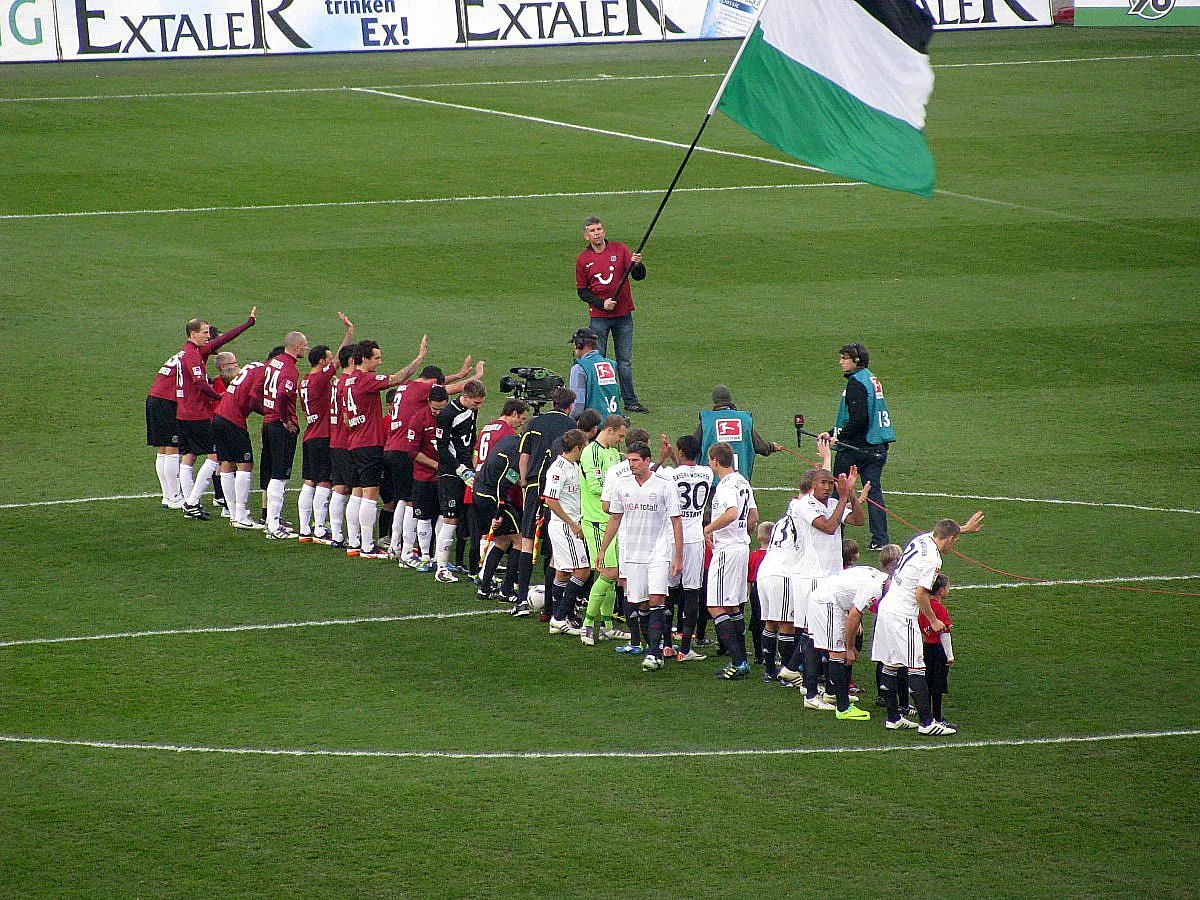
[820,343,894,550]
[567,327,622,419]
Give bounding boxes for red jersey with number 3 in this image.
[301,363,335,442]
[385,380,430,452]
[346,371,391,449]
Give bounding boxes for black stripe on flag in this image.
[853,0,935,54]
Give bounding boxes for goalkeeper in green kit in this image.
[578,414,630,645]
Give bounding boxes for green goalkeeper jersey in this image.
[580,441,621,523]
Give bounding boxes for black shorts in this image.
[302,437,331,484]
[519,483,544,538]
[352,445,385,490]
[330,447,354,487]
[213,415,253,464]
[385,450,414,503]
[145,396,180,448]
[178,419,215,457]
[438,473,466,518]
[412,479,439,520]
[262,421,298,481]
[923,640,950,695]
[473,495,518,538]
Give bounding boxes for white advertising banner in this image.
[6,0,1053,63]
[1,0,60,60]
[54,0,461,59]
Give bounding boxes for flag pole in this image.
[609,0,771,299]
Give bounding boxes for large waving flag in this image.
[716,0,937,198]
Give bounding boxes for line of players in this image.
[146,312,981,733]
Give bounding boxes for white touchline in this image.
[4,573,1196,649]
[4,488,1197,514]
[0,729,1195,761]
[0,183,857,222]
[2,53,1193,103]
[0,609,508,648]
[352,87,829,174]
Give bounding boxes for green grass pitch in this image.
[2,26,1199,896]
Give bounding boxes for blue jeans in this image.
[833,446,889,547]
[587,314,638,405]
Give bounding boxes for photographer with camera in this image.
[567,327,622,419]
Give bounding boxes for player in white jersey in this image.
[703,442,759,681]
[597,442,683,672]
[872,513,983,735]
[755,496,818,682]
[809,543,901,721]
[656,434,715,661]
[777,456,868,709]
[542,429,591,635]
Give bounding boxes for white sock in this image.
[359,499,378,553]
[154,455,170,501]
[314,486,332,533]
[162,454,182,503]
[346,495,362,548]
[234,471,253,522]
[179,460,195,501]
[220,470,236,516]
[402,508,418,558]
[417,519,433,559]
[390,500,409,553]
[266,479,287,531]
[186,459,218,506]
[330,491,348,542]
[298,483,315,536]
[435,520,456,566]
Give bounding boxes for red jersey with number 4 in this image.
[215,362,267,430]
[301,363,336,442]
[262,354,300,428]
[345,371,391,449]
[919,599,952,645]
[576,240,637,318]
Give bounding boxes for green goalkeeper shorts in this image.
[583,519,618,570]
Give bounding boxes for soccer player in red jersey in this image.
[297,312,355,543]
[327,344,359,550]
[575,216,647,414]
[178,308,256,520]
[260,331,310,539]
[214,357,269,528]
[383,356,482,562]
[147,347,186,508]
[342,336,428,558]
[397,385,449,567]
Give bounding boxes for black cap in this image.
[569,327,599,346]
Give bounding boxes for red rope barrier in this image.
[773,445,1200,598]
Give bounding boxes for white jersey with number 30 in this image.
[659,464,713,545]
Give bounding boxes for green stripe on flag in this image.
[718,27,935,198]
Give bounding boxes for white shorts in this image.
[707,546,749,608]
[548,520,589,572]
[757,573,794,623]
[668,542,705,590]
[624,559,671,604]
[808,601,848,653]
[790,577,820,630]
[870,610,925,670]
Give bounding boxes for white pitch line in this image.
[0,728,1195,761]
[4,487,1198,515]
[753,487,1200,516]
[352,87,828,174]
[5,573,1196,649]
[2,53,1194,104]
[0,608,506,648]
[0,182,855,222]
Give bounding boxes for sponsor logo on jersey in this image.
[716,418,744,441]
[870,376,884,399]
[595,361,617,385]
